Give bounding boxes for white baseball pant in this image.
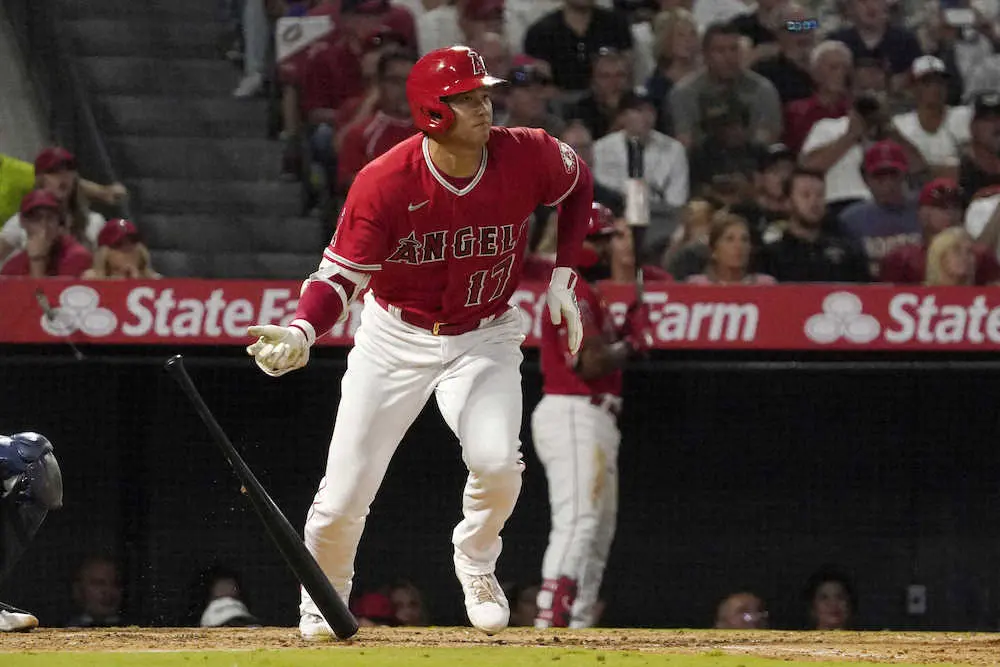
[300,292,526,618]
[532,394,621,628]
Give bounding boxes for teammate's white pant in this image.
[532,394,620,628]
[300,292,526,618]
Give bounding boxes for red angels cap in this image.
[97,218,140,248]
[34,147,77,174]
[19,190,62,216]
[918,178,962,208]
[863,140,907,174]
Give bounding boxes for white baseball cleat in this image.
[298,612,334,641]
[456,571,509,635]
[0,608,38,632]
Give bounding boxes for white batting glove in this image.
[246,324,310,377]
[546,266,583,355]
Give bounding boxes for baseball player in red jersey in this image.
[532,203,654,629]
[245,45,594,639]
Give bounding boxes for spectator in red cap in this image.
[837,140,921,279]
[0,190,92,278]
[299,0,393,202]
[881,178,1000,284]
[332,27,411,149]
[336,51,419,193]
[0,148,125,227]
[0,147,115,266]
[81,219,161,280]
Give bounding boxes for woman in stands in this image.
[925,226,976,286]
[686,212,776,285]
[0,148,108,264]
[82,218,161,280]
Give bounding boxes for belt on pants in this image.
[589,393,623,418]
[374,295,496,336]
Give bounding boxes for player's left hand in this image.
[546,267,583,355]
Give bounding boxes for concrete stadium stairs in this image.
[58,0,325,279]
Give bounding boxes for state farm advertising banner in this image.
[2,279,1000,350]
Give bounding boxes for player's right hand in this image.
[246,325,310,377]
[621,301,654,357]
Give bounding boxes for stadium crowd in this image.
[217,0,1000,289]
[4,0,1000,287]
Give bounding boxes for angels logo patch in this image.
[558,141,577,174]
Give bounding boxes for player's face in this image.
[444,87,493,147]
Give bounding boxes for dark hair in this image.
[784,167,825,197]
[377,49,417,80]
[802,565,857,613]
[702,20,742,50]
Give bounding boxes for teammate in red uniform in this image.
[246,46,593,639]
[532,203,654,629]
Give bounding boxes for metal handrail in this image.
[4,0,133,221]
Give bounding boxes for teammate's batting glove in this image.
[546,267,583,355]
[246,325,311,377]
[621,301,655,357]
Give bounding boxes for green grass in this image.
[0,648,973,667]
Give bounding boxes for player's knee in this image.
[465,446,523,480]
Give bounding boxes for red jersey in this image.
[0,234,92,278]
[300,37,363,114]
[782,95,850,154]
[336,110,419,191]
[880,241,1000,285]
[326,127,583,326]
[521,253,555,282]
[540,278,622,397]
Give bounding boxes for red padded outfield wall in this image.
[2,279,1000,350]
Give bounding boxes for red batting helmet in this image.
[406,46,506,134]
[578,203,617,268]
[587,203,617,238]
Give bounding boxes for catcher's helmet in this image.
[587,202,617,238]
[407,46,506,134]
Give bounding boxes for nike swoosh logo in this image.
[408,200,429,212]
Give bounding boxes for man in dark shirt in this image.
[751,2,816,105]
[827,0,922,89]
[688,91,762,197]
[567,48,632,139]
[524,0,633,92]
[762,168,871,282]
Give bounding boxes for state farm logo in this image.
[41,286,117,337]
[804,292,880,344]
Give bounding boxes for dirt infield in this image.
[2,627,999,664]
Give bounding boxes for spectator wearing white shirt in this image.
[800,58,927,218]
[593,91,689,260]
[0,148,105,268]
[892,55,972,181]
